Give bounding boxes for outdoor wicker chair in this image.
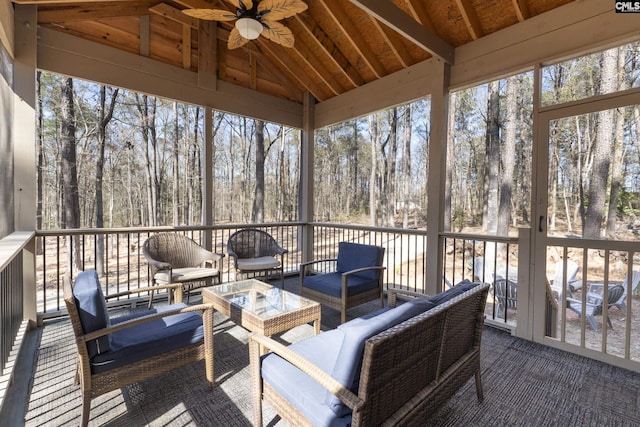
[64,270,214,427]
[143,232,223,307]
[227,229,288,287]
[300,241,386,323]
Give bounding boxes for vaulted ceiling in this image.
[14,0,574,104]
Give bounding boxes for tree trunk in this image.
[498,76,517,236]
[402,105,411,229]
[485,81,500,234]
[172,102,180,225]
[369,115,378,226]
[60,77,82,271]
[444,91,456,232]
[607,48,625,238]
[584,48,617,238]
[252,119,265,223]
[96,86,118,275]
[386,108,399,227]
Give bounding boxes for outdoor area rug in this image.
[20,295,640,426]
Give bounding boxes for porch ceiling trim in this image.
[36,27,303,128]
[315,58,441,128]
[452,0,640,89]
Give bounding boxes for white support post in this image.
[300,92,315,264]
[425,62,450,295]
[203,106,213,251]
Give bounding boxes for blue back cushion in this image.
[336,242,384,280]
[427,279,478,306]
[73,270,111,358]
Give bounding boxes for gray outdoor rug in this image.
[21,291,640,426]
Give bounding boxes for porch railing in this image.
[21,223,640,372]
[35,223,304,318]
[0,232,32,377]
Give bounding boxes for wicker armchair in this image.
[143,232,223,307]
[227,229,288,287]
[64,270,214,427]
[300,242,386,323]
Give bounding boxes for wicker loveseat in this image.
[249,280,489,426]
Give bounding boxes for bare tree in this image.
[444,91,456,231]
[584,48,617,238]
[607,48,626,238]
[498,76,517,236]
[252,119,265,222]
[96,85,118,275]
[60,77,82,271]
[172,101,180,225]
[484,81,500,234]
[369,114,379,226]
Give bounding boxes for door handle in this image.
[539,216,545,232]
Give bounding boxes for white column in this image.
[425,62,450,295]
[203,106,213,250]
[300,92,315,263]
[13,5,37,324]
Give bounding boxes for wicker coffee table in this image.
[202,279,321,336]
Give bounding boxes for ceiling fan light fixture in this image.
[236,17,263,40]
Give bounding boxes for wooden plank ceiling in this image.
[14,0,574,104]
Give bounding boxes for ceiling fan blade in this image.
[258,0,308,21]
[228,0,254,11]
[228,27,250,49]
[261,20,295,48]
[182,9,237,21]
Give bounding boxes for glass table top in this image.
[208,279,316,319]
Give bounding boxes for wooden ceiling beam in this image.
[14,0,132,3]
[182,24,191,69]
[512,0,530,22]
[348,0,454,64]
[38,2,154,24]
[172,0,222,11]
[372,19,412,68]
[293,13,364,89]
[290,40,344,97]
[455,0,484,40]
[149,3,199,29]
[404,0,436,33]
[318,0,387,79]
[255,40,327,101]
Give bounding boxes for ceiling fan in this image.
[182,0,308,49]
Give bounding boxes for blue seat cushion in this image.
[262,329,352,427]
[90,303,204,374]
[303,272,379,298]
[336,242,384,280]
[73,270,111,358]
[427,279,478,306]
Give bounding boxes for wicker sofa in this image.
[249,280,490,426]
